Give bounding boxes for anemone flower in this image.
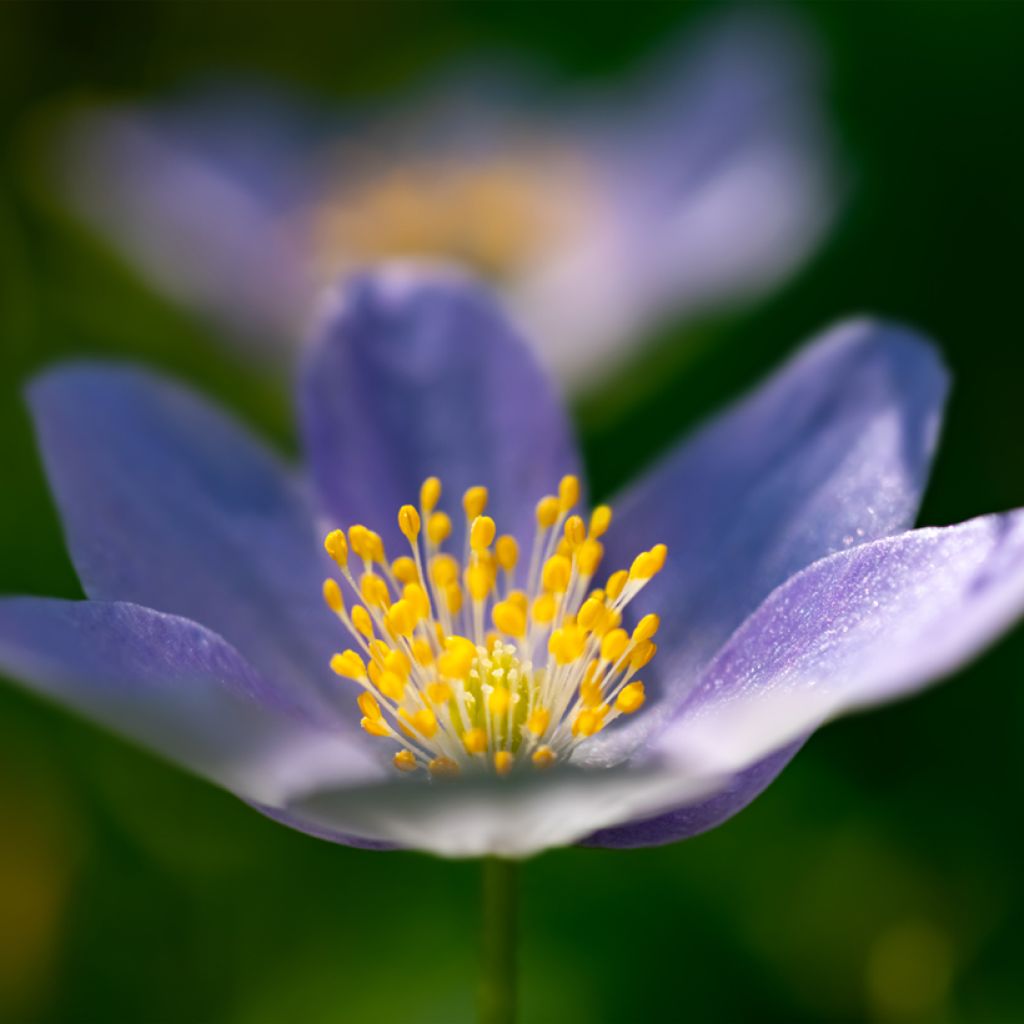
[5,267,1024,1021]
[55,14,837,387]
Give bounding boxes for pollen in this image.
[321,474,665,777]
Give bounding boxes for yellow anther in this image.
[438,638,475,679]
[427,511,452,545]
[463,485,488,520]
[368,661,382,686]
[629,551,659,580]
[365,530,386,563]
[541,554,572,593]
[549,624,587,664]
[442,581,463,615]
[428,756,460,777]
[535,495,559,529]
[629,640,657,670]
[564,515,585,548]
[403,582,430,619]
[466,562,494,601]
[606,570,628,600]
[361,716,390,737]
[488,687,511,716]
[463,727,487,755]
[348,524,369,559]
[589,505,612,539]
[650,543,668,572]
[378,671,406,702]
[412,637,434,665]
[633,614,660,642]
[555,538,572,559]
[330,650,366,680]
[324,529,349,568]
[393,749,418,772]
[494,751,513,776]
[525,707,551,736]
[577,539,604,577]
[507,590,529,613]
[398,504,421,542]
[531,593,557,624]
[580,674,604,708]
[496,535,519,572]
[391,556,419,584]
[532,746,556,769]
[368,638,390,664]
[409,708,438,738]
[383,648,411,679]
[322,578,344,614]
[430,553,459,586]
[357,691,382,720]
[361,572,391,609]
[558,474,580,512]
[573,705,608,737]
[600,628,630,663]
[420,476,441,514]
[386,599,416,637]
[616,681,646,714]
[470,515,496,552]
[578,595,604,631]
[492,600,527,638]
[351,605,374,639]
[426,681,453,704]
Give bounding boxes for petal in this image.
[514,13,839,386]
[57,95,314,351]
[587,319,948,763]
[28,364,345,719]
[300,265,582,552]
[657,510,1024,786]
[0,599,381,807]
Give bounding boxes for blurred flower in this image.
[2,266,1023,858]
[55,14,838,387]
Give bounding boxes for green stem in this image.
[478,857,518,1024]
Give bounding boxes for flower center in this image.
[321,474,665,777]
[303,144,595,281]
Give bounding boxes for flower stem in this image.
[478,856,518,1024]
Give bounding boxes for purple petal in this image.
[300,265,581,552]
[58,95,315,351]
[657,510,1024,770]
[582,743,800,849]
[28,364,345,720]
[586,319,948,763]
[516,12,839,385]
[0,599,380,806]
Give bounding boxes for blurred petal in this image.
[28,364,344,719]
[658,510,1024,786]
[0,599,380,806]
[585,319,947,763]
[516,13,840,385]
[58,94,314,351]
[301,265,581,551]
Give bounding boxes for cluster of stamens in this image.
[321,474,666,778]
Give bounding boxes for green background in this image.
[1,2,1023,1021]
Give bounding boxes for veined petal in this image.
[28,364,344,720]
[587,319,948,763]
[515,12,839,385]
[601,510,1024,853]
[300,265,582,551]
[0,599,382,807]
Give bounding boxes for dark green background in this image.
[1,3,1022,1022]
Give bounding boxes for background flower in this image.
[53,13,838,387]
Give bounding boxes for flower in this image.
[3,265,1024,859]
[55,14,838,387]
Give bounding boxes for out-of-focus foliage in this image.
[0,2,1022,1022]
